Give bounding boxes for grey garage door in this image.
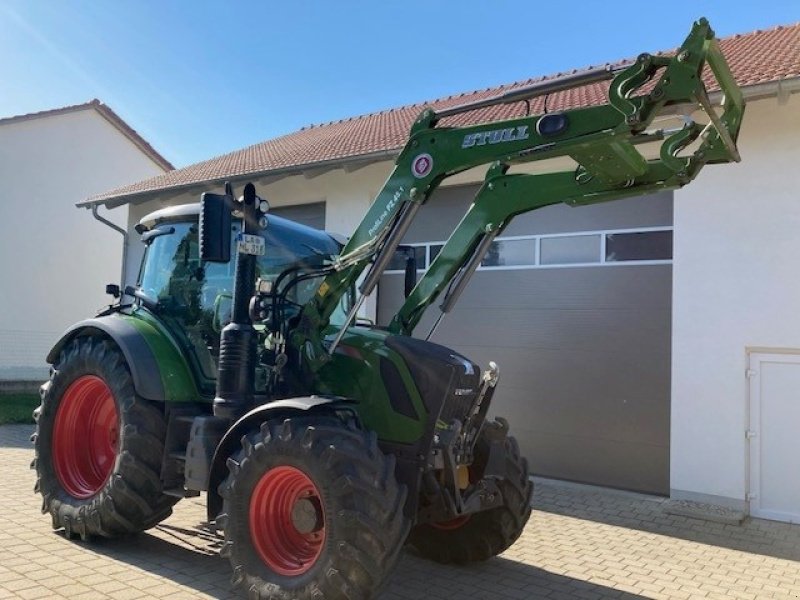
[377,184,672,495]
[271,201,326,230]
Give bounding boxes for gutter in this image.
[91,204,128,287]
[731,76,800,103]
[79,76,800,210]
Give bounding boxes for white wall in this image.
[671,93,800,508]
[0,108,166,378]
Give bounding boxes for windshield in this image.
[139,220,344,305]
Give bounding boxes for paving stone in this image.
[4,424,800,599]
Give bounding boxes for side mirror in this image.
[105,283,121,298]
[200,192,233,262]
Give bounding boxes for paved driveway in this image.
[2,424,800,599]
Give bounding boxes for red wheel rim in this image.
[249,466,326,576]
[52,375,119,499]
[431,515,471,531]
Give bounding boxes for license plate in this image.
[237,233,266,256]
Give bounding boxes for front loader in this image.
[32,18,744,600]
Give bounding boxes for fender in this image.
[206,395,356,522]
[46,313,198,402]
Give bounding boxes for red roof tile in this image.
[88,23,800,205]
[0,99,174,172]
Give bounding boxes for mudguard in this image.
[206,395,356,522]
[46,313,198,403]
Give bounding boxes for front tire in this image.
[32,336,177,539]
[218,417,410,600]
[407,419,533,564]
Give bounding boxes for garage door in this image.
[271,202,326,230]
[378,184,673,494]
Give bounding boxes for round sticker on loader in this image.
[411,153,433,178]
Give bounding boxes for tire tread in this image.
[33,336,178,538]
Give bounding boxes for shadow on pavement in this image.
[385,549,648,600]
[69,519,646,600]
[0,423,35,449]
[534,480,800,563]
[66,524,234,599]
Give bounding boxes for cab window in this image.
[138,219,351,387]
[139,222,233,384]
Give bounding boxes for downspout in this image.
[90,203,128,290]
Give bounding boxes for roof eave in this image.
[80,75,800,211]
[78,147,402,209]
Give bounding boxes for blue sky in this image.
[2,1,797,168]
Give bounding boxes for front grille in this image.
[439,372,479,423]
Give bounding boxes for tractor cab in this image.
[134,203,349,395]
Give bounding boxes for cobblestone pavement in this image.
[2,424,800,599]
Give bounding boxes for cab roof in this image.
[137,203,343,249]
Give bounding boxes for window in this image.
[605,230,673,262]
[137,219,350,387]
[384,227,671,274]
[138,222,224,382]
[540,235,601,265]
[481,239,536,267]
[387,245,427,271]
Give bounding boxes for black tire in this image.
[32,336,178,539]
[218,417,410,600]
[407,419,533,564]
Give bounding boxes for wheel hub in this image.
[249,465,326,576]
[52,375,119,499]
[291,496,323,534]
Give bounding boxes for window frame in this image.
[384,226,673,274]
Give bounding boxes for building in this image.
[86,24,800,521]
[0,100,172,380]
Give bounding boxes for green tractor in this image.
[33,19,743,599]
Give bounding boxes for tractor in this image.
[32,19,744,599]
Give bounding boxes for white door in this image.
[748,352,800,522]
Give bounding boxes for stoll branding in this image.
[461,125,529,149]
[367,186,405,237]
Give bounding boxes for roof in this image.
[90,22,800,206]
[0,99,174,172]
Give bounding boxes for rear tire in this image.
[32,336,177,539]
[407,419,533,564]
[218,417,410,600]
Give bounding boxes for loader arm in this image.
[291,17,744,372]
[390,158,704,336]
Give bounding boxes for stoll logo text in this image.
[461,125,529,149]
